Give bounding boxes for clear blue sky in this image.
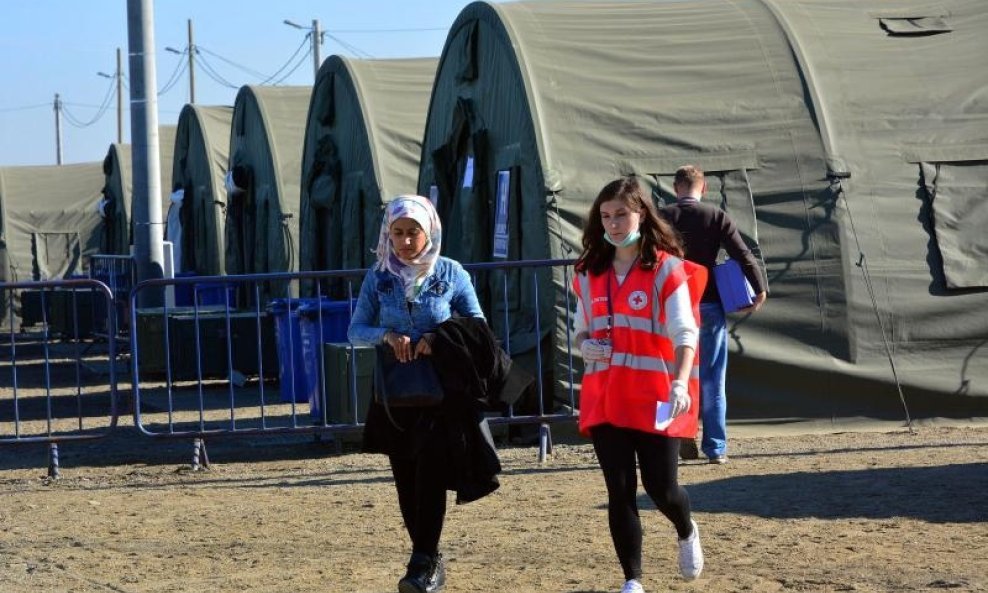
[0,0,475,167]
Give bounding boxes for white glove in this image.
[580,338,612,362]
[669,379,691,418]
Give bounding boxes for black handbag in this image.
[373,345,444,408]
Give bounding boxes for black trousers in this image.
[388,419,449,558]
[590,423,693,581]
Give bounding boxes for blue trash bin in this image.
[269,298,354,404]
[300,299,353,343]
[173,272,199,307]
[194,282,236,306]
[174,273,236,308]
[90,271,129,334]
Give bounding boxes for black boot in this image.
[398,552,445,593]
[679,437,700,461]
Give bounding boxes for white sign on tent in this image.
[493,169,510,259]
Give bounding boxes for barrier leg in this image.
[538,423,552,464]
[191,438,211,472]
[48,443,61,479]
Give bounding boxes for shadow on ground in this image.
[676,463,988,524]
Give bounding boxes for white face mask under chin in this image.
[604,228,641,248]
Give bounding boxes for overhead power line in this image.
[0,103,51,114]
[168,25,380,92]
[324,32,374,59]
[325,27,446,33]
[196,46,269,80]
[270,43,312,85]
[157,49,189,96]
[194,51,240,89]
[257,34,311,85]
[61,76,117,128]
[194,34,312,88]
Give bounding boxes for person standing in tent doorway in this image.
[660,165,768,464]
[572,177,706,593]
[349,194,506,593]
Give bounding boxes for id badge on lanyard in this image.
[604,255,639,344]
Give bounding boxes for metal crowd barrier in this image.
[1,278,120,476]
[88,254,137,341]
[129,260,579,463]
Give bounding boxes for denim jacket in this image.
[348,256,485,346]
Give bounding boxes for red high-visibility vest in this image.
[573,251,706,437]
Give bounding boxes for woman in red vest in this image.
[572,177,707,593]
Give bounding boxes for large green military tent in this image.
[0,162,105,328]
[170,104,233,276]
[99,125,177,255]
[418,0,988,423]
[299,56,437,293]
[225,85,310,301]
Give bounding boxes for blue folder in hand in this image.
[713,259,755,313]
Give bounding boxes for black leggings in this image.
[388,422,449,558]
[591,423,693,581]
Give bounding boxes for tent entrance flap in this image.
[307,136,340,210]
[99,191,123,254]
[920,161,988,289]
[225,163,254,277]
[32,232,81,280]
[710,169,766,276]
[341,171,366,271]
[431,97,491,265]
[178,186,195,272]
[650,159,767,287]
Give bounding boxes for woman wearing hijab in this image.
[348,194,485,593]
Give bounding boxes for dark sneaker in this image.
[708,455,728,465]
[679,438,700,460]
[398,552,445,593]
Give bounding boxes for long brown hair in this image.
[574,177,683,276]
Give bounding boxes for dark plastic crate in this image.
[135,307,276,380]
[315,342,375,424]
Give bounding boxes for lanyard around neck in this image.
[605,255,639,338]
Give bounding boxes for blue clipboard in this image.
[713,259,755,313]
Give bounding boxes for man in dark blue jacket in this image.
[660,165,767,464]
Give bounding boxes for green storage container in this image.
[317,342,375,424]
[49,289,96,339]
[19,289,48,328]
[135,307,277,380]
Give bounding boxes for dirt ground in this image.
[1,421,986,593]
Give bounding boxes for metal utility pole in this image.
[285,18,323,80]
[98,48,124,143]
[127,0,165,293]
[53,94,63,165]
[311,19,322,80]
[115,48,124,142]
[187,19,196,103]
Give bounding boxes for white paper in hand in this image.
[655,400,674,431]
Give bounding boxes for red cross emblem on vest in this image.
[628,290,648,311]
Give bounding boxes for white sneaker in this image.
[620,579,645,593]
[678,519,704,580]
